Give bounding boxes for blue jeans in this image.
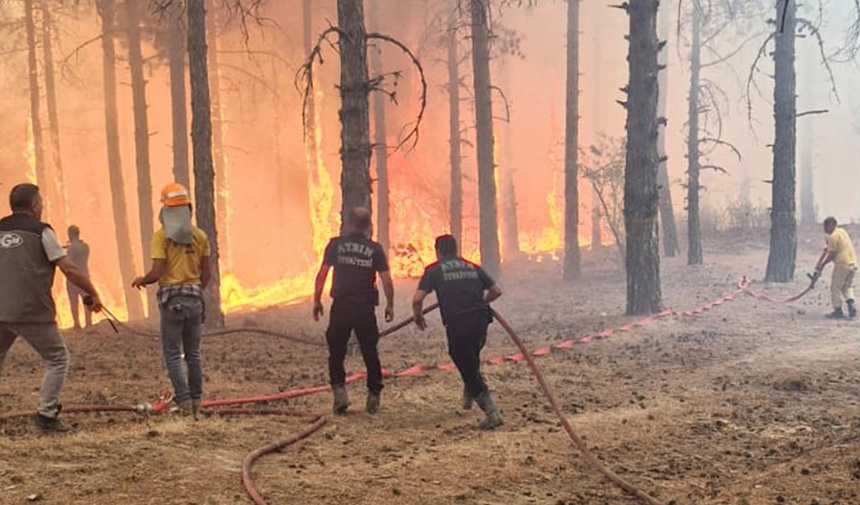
[160,296,203,403]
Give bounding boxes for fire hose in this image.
[0,278,823,505]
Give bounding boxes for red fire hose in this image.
[0,278,820,505]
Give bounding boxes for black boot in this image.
[474,392,504,430]
[848,300,857,319]
[827,307,845,319]
[34,405,73,433]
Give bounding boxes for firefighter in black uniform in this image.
[412,234,504,430]
[313,207,394,414]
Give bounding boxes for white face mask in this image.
[160,206,193,245]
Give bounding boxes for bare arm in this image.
[412,289,429,330]
[56,257,102,311]
[313,264,331,321]
[379,271,394,319]
[816,248,836,272]
[200,256,212,289]
[484,284,503,304]
[132,259,168,289]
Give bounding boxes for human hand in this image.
[132,277,147,290]
[83,294,103,313]
[384,304,395,323]
[313,301,324,322]
[414,314,427,331]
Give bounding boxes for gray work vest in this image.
[0,214,58,323]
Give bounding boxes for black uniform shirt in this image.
[418,257,495,325]
[323,233,389,305]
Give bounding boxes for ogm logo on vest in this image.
[0,233,24,249]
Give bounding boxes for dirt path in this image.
[1,231,859,505]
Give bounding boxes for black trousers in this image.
[326,301,383,392]
[445,313,490,399]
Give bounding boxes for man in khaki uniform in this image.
[815,217,857,319]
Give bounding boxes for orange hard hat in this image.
[161,183,191,207]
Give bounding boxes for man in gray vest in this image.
[0,184,103,433]
[66,225,92,329]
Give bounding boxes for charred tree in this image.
[563,0,581,280]
[187,0,224,326]
[168,2,190,186]
[206,0,231,270]
[367,0,390,252]
[97,0,144,320]
[447,8,463,245]
[623,0,662,315]
[686,3,703,266]
[40,0,69,231]
[656,0,679,257]
[590,4,603,252]
[469,0,501,277]
[24,0,48,205]
[337,0,373,226]
[125,0,156,316]
[765,0,797,282]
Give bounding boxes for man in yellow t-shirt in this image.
[133,183,212,418]
[815,217,857,319]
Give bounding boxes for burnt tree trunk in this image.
[624,0,662,315]
[303,0,327,253]
[499,61,520,261]
[447,7,463,245]
[469,0,501,277]
[24,0,48,204]
[657,0,679,257]
[686,3,703,266]
[367,0,390,252]
[563,0,581,280]
[206,0,231,271]
[765,0,797,282]
[337,0,372,227]
[169,2,190,187]
[125,0,156,317]
[40,0,69,231]
[97,0,144,320]
[187,0,223,326]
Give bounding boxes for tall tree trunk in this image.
[686,4,703,266]
[207,0,231,270]
[24,0,48,204]
[624,0,662,315]
[169,3,190,187]
[590,3,603,252]
[447,7,463,245]
[187,0,224,326]
[499,60,519,261]
[563,0,581,280]
[469,0,501,277]
[337,0,372,227]
[40,0,69,231]
[125,0,156,317]
[303,0,329,255]
[97,0,144,320]
[656,0,679,257]
[799,50,814,226]
[765,0,797,282]
[367,0,390,252]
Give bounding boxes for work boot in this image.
[332,385,350,415]
[366,390,381,415]
[34,406,74,434]
[474,391,504,431]
[826,307,845,319]
[848,300,857,319]
[169,399,191,416]
[191,399,202,421]
[462,386,474,411]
